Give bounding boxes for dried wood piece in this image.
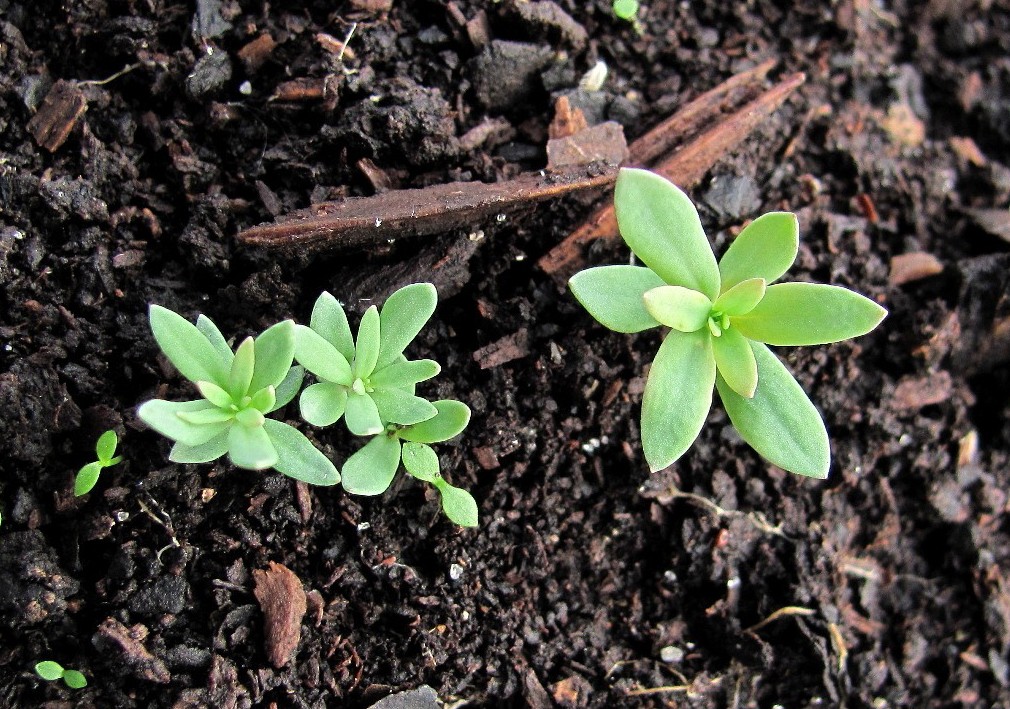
[270,76,339,105]
[473,330,531,369]
[892,371,953,411]
[889,252,944,286]
[546,121,628,169]
[357,157,397,192]
[27,79,88,152]
[459,116,515,151]
[94,618,171,684]
[548,95,589,139]
[237,33,277,72]
[253,562,307,669]
[964,207,1010,243]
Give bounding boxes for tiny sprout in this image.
[612,0,639,22]
[35,661,87,689]
[74,430,123,497]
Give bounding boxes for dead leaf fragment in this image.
[253,562,307,668]
[892,371,953,410]
[27,80,87,152]
[889,252,944,286]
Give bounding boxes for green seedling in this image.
[570,168,887,478]
[612,0,639,21]
[294,284,441,435]
[74,429,122,496]
[35,660,87,689]
[341,400,477,527]
[137,306,339,486]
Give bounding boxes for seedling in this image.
[35,660,87,689]
[570,168,887,478]
[137,306,339,486]
[612,0,639,21]
[74,429,122,496]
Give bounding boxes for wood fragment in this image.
[546,121,628,170]
[889,252,943,286]
[356,158,397,192]
[27,79,88,152]
[473,330,531,369]
[94,618,171,684]
[549,96,588,139]
[253,562,308,669]
[892,371,953,411]
[237,33,277,72]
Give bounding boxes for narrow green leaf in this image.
[568,265,665,333]
[718,212,799,292]
[196,314,234,369]
[643,285,712,332]
[248,386,276,413]
[433,479,479,527]
[228,337,255,397]
[641,330,716,471]
[614,168,721,300]
[235,408,265,428]
[711,327,758,398]
[177,407,234,425]
[370,359,441,389]
[353,306,381,378]
[341,434,401,495]
[371,388,438,426]
[95,430,118,461]
[227,424,278,470]
[149,305,229,387]
[264,419,340,486]
[713,277,766,316]
[250,320,296,392]
[196,380,233,409]
[399,400,471,443]
[732,283,888,346]
[717,342,830,478]
[294,325,353,384]
[310,292,355,362]
[74,462,102,496]
[169,432,229,464]
[402,442,440,481]
[61,670,87,689]
[138,399,230,446]
[270,366,304,412]
[344,392,385,436]
[35,661,64,681]
[376,283,438,370]
[299,382,348,427]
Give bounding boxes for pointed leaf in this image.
[228,337,255,397]
[344,392,385,436]
[235,408,265,427]
[227,424,278,470]
[614,168,720,300]
[399,400,471,443]
[401,442,439,481]
[641,330,716,471]
[138,399,230,446]
[74,462,102,496]
[310,292,355,362]
[371,388,438,426]
[35,661,64,681]
[263,419,340,486]
[177,407,235,425]
[299,382,348,427]
[376,283,438,370]
[149,305,229,387]
[95,430,118,461]
[250,320,296,392]
[248,386,276,413]
[270,366,304,412]
[196,380,233,408]
[370,359,441,389]
[717,342,830,478]
[169,432,230,464]
[569,265,665,333]
[353,306,381,378]
[712,327,758,398]
[341,434,401,495]
[643,285,712,332]
[732,283,888,346]
[718,212,798,292]
[196,314,234,369]
[294,325,352,385]
[61,670,87,689]
[713,277,766,316]
[433,479,478,527]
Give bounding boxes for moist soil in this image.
[2,1,1010,707]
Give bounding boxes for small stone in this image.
[186,50,233,101]
[660,645,684,663]
[449,563,464,581]
[366,686,440,709]
[469,40,553,112]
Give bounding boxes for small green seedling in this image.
[74,430,122,496]
[294,285,441,435]
[570,168,887,478]
[35,660,87,689]
[137,306,339,486]
[612,0,639,21]
[342,400,477,527]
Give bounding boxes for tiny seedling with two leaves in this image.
[570,168,887,478]
[74,430,122,496]
[35,660,87,689]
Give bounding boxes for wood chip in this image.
[27,79,88,152]
[551,675,592,707]
[881,103,925,147]
[253,562,307,669]
[949,136,987,167]
[549,95,589,139]
[94,618,171,684]
[964,207,1010,243]
[459,116,515,152]
[473,446,500,470]
[546,121,628,169]
[889,252,944,286]
[237,33,276,73]
[356,157,396,192]
[892,371,953,410]
[349,0,393,12]
[473,330,531,369]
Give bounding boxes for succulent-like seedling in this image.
[35,660,87,689]
[612,0,639,21]
[74,429,123,496]
[570,168,887,478]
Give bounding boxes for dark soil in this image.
[3,1,1010,707]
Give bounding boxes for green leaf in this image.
[294,325,352,385]
[344,392,385,436]
[248,386,276,413]
[717,342,830,478]
[731,283,888,346]
[74,462,102,496]
[433,478,479,527]
[227,424,278,470]
[169,432,229,464]
[270,366,304,412]
[235,408,265,428]
[196,314,234,369]
[196,380,233,409]
[61,670,87,689]
[399,400,471,443]
[401,442,440,481]
[641,330,716,471]
[371,388,438,426]
[568,265,665,333]
[310,292,355,362]
[614,168,721,300]
[341,434,401,495]
[95,430,118,462]
[370,359,441,389]
[711,327,758,398]
[353,306,381,378]
[250,320,296,392]
[228,337,255,397]
[299,382,348,427]
[376,283,438,370]
[263,419,340,486]
[713,277,766,316]
[138,399,230,446]
[643,285,712,332]
[35,661,64,681]
[176,407,234,425]
[149,305,229,387]
[718,212,798,292]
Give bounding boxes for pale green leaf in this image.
[250,320,296,392]
[95,430,118,461]
[196,314,234,369]
[353,306,381,378]
[227,424,278,470]
[264,419,340,486]
[169,432,229,464]
[177,407,234,425]
[568,265,665,333]
[713,277,766,316]
[235,408,265,427]
[371,388,438,426]
[643,285,712,332]
[149,305,229,387]
[74,462,102,496]
[270,366,304,412]
[35,661,64,681]
[732,283,888,346]
[248,386,276,413]
[344,392,385,436]
[370,359,441,388]
[138,399,230,446]
[196,380,233,409]
[376,283,438,370]
[711,327,758,398]
[718,212,798,292]
[401,442,439,481]
[299,382,348,427]
[228,337,255,397]
[341,434,401,495]
[294,325,352,385]
[310,292,355,362]
[433,479,478,527]
[717,342,830,478]
[614,168,720,300]
[399,400,471,443]
[61,670,87,689]
[641,330,716,471]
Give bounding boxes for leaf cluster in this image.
[74,430,123,496]
[35,660,87,689]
